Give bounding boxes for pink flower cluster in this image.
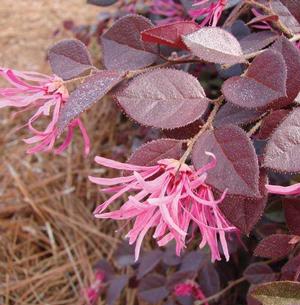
[89,153,237,262]
[0,68,90,155]
[174,280,208,304]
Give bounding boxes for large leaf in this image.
[101,14,158,71]
[116,68,210,129]
[163,119,203,140]
[264,108,300,173]
[182,27,245,65]
[251,281,300,305]
[141,21,199,50]
[128,139,183,166]
[57,70,124,132]
[271,37,300,108]
[192,124,260,198]
[283,198,300,235]
[219,171,268,234]
[254,234,296,259]
[222,49,287,109]
[48,39,92,80]
[244,263,277,284]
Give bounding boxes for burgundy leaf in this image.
[219,171,268,234]
[198,263,220,297]
[87,0,117,6]
[116,68,210,129]
[192,124,260,198]
[107,275,128,305]
[166,270,195,289]
[163,119,203,140]
[247,14,279,26]
[214,103,264,128]
[57,70,124,132]
[114,241,135,267]
[280,0,300,24]
[137,249,163,279]
[101,14,158,71]
[271,36,300,108]
[138,274,169,304]
[244,263,276,284]
[128,139,183,167]
[281,254,300,281]
[48,39,92,80]
[240,31,278,54]
[264,108,300,173]
[222,49,287,109]
[180,251,207,272]
[94,259,115,281]
[141,21,199,50]
[182,27,245,65]
[162,244,182,266]
[256,109,290,140]
[283,198,300,235]
[254,234,296,259]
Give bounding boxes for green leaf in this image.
[251,281,300,305]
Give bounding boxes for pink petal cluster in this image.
[189,0,227,27]
[174,280,208,304]
[83,270,105,305]
[89,153,237,262]
[0,68,90,155]
[266,183,300,196]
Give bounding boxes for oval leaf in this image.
[101,14,158,71]
[57,70,124,132]
[192,124,260,197]
[116,68,210,129]
[222,49,287,109]
[183,27,245,65]
[48,39,92,80]
[137,249,163,279]
[244,263,276,284]
[264,107,300,173]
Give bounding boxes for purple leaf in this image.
[281,254,300,281]
[192,124,260,198]
[101,14,158,71]
[264,108,300,173]
[162,243,182,266]
[93,259,115,281]
[180,250,207,272]
[87,0,117,6]
[107,275,128,305]
[137,249,163,279]
[138,274,169,304]
[251,281,300,305]
[114,241,135,267]
[244,263,276,284]
[254,234,296,259]
[214,103,264,128]
[219,171,268,234]
[283,198,300,235]
[247,285,262,305]
[164,119,203,140]
[128,139,183,167]
[166,270,196,289]
[182,27,245,65]
[116,68,210,129]
[57,70,124,132]
[222,49,287,109]
[197,263,220,296]
[48,39,92,80]
[240,31,278,54]
[271,36,300,108]
[256,109,290,140]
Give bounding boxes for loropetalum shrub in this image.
[2,0,300,304]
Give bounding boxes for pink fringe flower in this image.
[189,0,227,27]
[0,68,90,155]
[89,152,237,262]
[174,280,208,304]
[266,183,300,196]
[83,270,105,305]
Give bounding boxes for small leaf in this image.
[251,281,300,305]
[128,139,183,167]
[264,108,300,173]
[137,249,163,279]
[183,27,245,65]
[222,49,287,109]
[107,275,128,305]
[48,39,92,80]
[214,103,264,128]
[101,14,158,71]
[57,70,124,132]
[138,274,169,304]
[192,124,260,198]
[283,198,300,235]
[87,0,117,6]
[254,234,296,259]
[141,21,199,50]
[244,263,276,284]
[116,68,210,129]
[240,31,278,54]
